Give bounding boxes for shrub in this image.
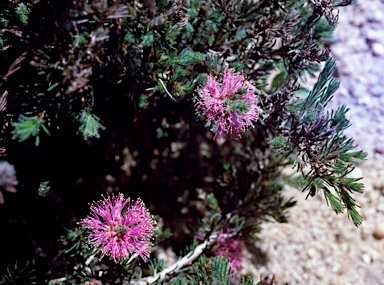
[0,0,365,284]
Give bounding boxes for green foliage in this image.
[141,32,154,47]
[301,58,340,110]
[59,227,89,258]
[323,188,345,214]
[0,0,365,283]
[188,256,232,285]
[314,18,336,41]
[15,3,31,25]
[0,261,36,285]
[78,109,105,140]
[0,17,9,27]
[242,276,257,285]
[270,58,367,226]
[37,180,50,197]
[268,134,287,148]
[148,259,165,276]
[164,49,205,66]
[11,114,50,146]
[229,100,251,114]
[205,193,219,210]
[153,216,174,243]
[210,256,231,284]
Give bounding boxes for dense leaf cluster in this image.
[0,0,364,284]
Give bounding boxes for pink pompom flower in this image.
[197,230,242,274]
[212,233,242,274]
[196,69,260,139]
[79,193,156,262]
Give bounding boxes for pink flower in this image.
[213,234,242,274]
[196,69,260,139]
[84,279,102,285]
[197,231,242,274]
[79,194,156,262]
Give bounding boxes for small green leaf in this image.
[323,188,345,214]
[78,109,106,140]
[347,207,363,227]
[205,193,218,210]
[268,134,287,148]
[15,3,31,25]
[11,114,50,146]
[165,49,205,66]
[229,100,250,114]
[141,32,154,47]
[234,26,247,41]
[38,181,50,197]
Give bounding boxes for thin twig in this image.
[0,91,8,112]
[158,78,176,101]
[49,277,67,284]
[47,232,219,285]
[129,232,219,284]
[4,52,26,79]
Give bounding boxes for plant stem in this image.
[129,232,219,284]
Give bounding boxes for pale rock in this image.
[360,226,371,240]
[362,253,371,264]
[315,266,326,279]
[307,248,317,259]
[373,222,384,239]
[367,9,384,22]
[336,263,349,275]
[377,201,384,213]
[372,42,384,56]
[365,28,384,43]
[340,242,349,252]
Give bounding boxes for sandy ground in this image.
[244,1,384,284]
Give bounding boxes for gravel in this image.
[243,1,384,284]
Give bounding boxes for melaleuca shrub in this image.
[0,0,366,284]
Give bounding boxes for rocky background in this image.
[245,1,384,284]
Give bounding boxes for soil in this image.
[243,1,384,284]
